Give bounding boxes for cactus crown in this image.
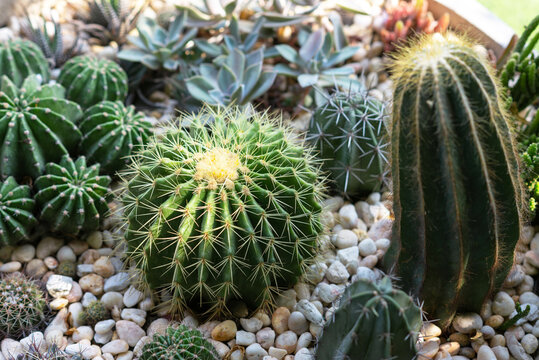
[123,106,324,319]
[0,176,37,246]
[0,39,50,86]
[79,300,110,326]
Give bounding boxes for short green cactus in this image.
[520,139,539,218]
[56,261,77,278]
[0,75,82,179]
[307,90,389,198]
[0,39,50,86]
[35,155,111,236]
[0,275,47,339]
[316,276,422,360]
[141,326,219,360]
[80,101,153,175]
[123,106,324,318]
[79,300,110,326]
[58,55,128,109]
[0,177,37,246]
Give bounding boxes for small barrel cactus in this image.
[0,176,37,246]
[316,276,422,359]
[383,33,523,328]
[35,155,112,236]
[56,261,76,278]
[123,106,324,318]
[80,101,153,175]
[79,301,110,326]
[0,75,82,179]
[307,90,389,198]
[0,275,47,339]
[0,39,50,86]
[141,325,219,360]
[58,55,128,109]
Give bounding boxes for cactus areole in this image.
[383,33,523,328]
[123,106,324,319]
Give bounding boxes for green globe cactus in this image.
[123,106,324,318]
[0,75,82,179]
[141,326,219,360]
[316,276,422,360]
[56,261,76,278]
[0,176,37,246]
[79,300,110,326]
[35,155,112,236]
[307,90,389,198]
[0,39,50,86]
[0,275,47,339]
[58,55,128,109]
[383,33,523,328]
[80,101,153,175]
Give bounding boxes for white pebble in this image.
[477,345,496,360]
[521,333,538,354]
[256,327,275,349]
[338,204,358,229]
[57,246,76,263]
[296,300,323,326]
[104,272,130,292]
[246,343,269,360]
[236,330,256,346]
[288,312,308,335]
[492,292,515,316]
[241,317,263,333]
[325,261,349,284]
[334,230,358,249]
[95,320,115,335]
[452,313,483,334]
[101,340,129,355]
[101,292,124,310]
[358,238,377,257]
[73,326,94,342]
[123,286,143,308]
[46,275,73,298]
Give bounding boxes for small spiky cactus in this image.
[0,75,82,179]
[34,155,111,236]
[79,300,110,326]
[56,261,77,278]
[383,33,523,328]
[0,176,37,246]
[307,90,390,198]
[0,39,50,86]
[316,276,422,360]
[123,106,324,319]
[0,275,47,339]
[80,101,153,175]
[141,326,219,360]
[58,55,128,109]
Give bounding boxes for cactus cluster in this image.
[0,39,50,86]
[35,155,111,236]
[520,139,539,217]
[123,106,324,318]
[0,177,37,246]
[141,326,219,360]
[316,276,422,360]
[383,33,523,328]
[307,90,389,198]
[79,300,110,326]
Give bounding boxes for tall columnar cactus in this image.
[0,39,50,86]
[0,177,37,246]
[58,55,128,109]
[316,276,422,360]
[0,75,82,179]
[80,101,153,175]
[123,106,324,318]
[35,155,111,236]
[307,90,389,198]
[141,326,219,360]
[383,33,523,328]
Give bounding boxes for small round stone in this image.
[272,307,290,335]
[211,320,237,342]
[358,238,377,257]
[334,230,358,249]
[452,313,483,334]
[492,291,515,316]
[275,331,298,354]
[521,333,538,354]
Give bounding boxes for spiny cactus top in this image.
[58,55,128,109]
[383,33,523,328]
[141,326,219,360]
[123,106,324,318]
[35,155,111,236]
[80,101,153,175]
[0,75,82,179]
[0,177,37,246]
[0,39,50,86]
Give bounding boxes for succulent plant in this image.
[316,276,422,359]
[123,106,324,318]
[0,274,47,339]
[141,325,219,360]
[58,55,128,109]
[56,261,77,278]
[382,33,523,329]
[35,155,112,236]
[79,300,110,326]
[0,39,50,86]
[176,0,244,29]
[117,13,198,72]
[0,177,37,246]
[520,139,539,218]
[0,74,82,179]
[80,101,153,175]
[307,89,389,198]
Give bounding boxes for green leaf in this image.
[275,45,300,64]
[170,28,198,54]
[244,62,262,95]
[274,64,301,77]
[261,13,307,28]
[329,12,347,50]
[324,47,360,68]
[167,13,186,44]
[117,49,149,62]
[247,71,276,101]
[140,56,160,70]
[298,74,319,87]
[299,30,324,63]
[186,76,217,104]
[218,64,238,92]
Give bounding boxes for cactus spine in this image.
[0,39,50,86]
[0,176,37,245]
[383,33,523,328]
[141,326,219,360]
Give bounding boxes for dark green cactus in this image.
[35,155,111,236]
[521,139,539,218]
[383,33,523,328]
[0,176,37,246]
[307,90,389,198]
[0,39,50,86]
[141,326,219,360]
[80,101,153,175]
[79,301,110,326]
[0,75,82,179]
[123,106,324,319]
[58,55,128,109]
[316,276,422,360]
